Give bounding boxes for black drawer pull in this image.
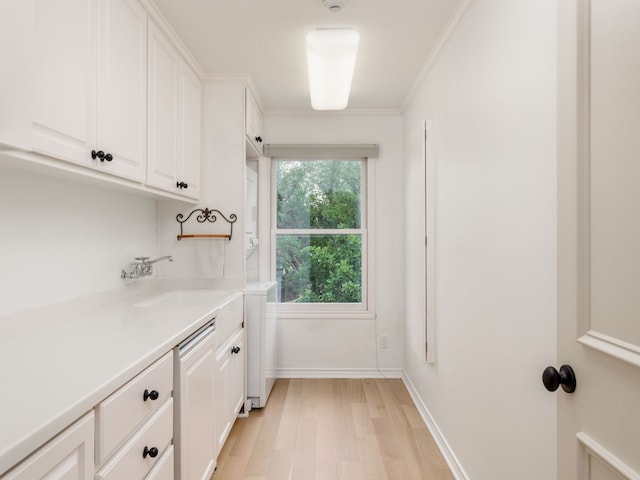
[143,446,159,459]
[143,389,159,401]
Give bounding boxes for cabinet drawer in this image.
[215,294,244,347]
[144,445,174,480]
[96,398,173,480]
[95,352,173,464]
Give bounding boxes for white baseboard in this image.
[277,367,403,379]
[402,372,470,480]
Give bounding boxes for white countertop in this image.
[0,281,243,476]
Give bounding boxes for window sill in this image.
[277,311,377,320]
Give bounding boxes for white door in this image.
[557,1,640,479]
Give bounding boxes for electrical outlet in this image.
[379,334,389,349]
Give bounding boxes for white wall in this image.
[264,114,404,374]
[402,1,557,479]
[0,166,157,317]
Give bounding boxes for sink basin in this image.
[134,290,236,309]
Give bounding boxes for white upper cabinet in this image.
[11,0,201,199]
[178,60,202,200]
[147,20,201,200]
[32,0,94,167]
[147,20,180,192]
[31,0,147,182]
[95,0,147,182]
[245,88,263,157]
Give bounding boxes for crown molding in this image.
[139,0,205,77]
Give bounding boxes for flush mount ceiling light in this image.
[306,28,360,111]
[322,0,346,12]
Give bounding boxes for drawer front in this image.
[215,294,244,348]
[144,445,173,480]
[95,352,173,464]
[96,398,173,480]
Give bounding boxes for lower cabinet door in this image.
[3,412,94,480]
[228,330,246,422]
[215,328,245,455]
[176,331,216,480]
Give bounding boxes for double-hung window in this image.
[271,157,373,315]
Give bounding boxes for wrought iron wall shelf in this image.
[176,208,237,241]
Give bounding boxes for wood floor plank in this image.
[336,460,360,480]
[291,417,317,480]
[212,379,454,480]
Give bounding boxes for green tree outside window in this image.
[275,160,364,304]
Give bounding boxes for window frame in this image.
[270,157,376,318]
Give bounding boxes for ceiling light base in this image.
[322,0,345,12]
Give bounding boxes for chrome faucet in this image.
[147,255,173,265]
[121,256,173,279]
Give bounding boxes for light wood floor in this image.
[213,378,454,480]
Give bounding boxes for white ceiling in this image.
[152,0,464,113]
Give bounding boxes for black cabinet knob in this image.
[91,150,105,161]
[176,181,188,189]
[91,150,113,162]
[255,136,262,143]
[231,346,241,354]
[143,389,159,401]
[143,446,159,459]
[542,365,576,393]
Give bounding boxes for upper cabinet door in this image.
[32,0,94,166]
[96,0,147,182]
[179,60,202,200]
[245,88,263,157]
[146,20,180,192]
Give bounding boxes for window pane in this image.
[276,234,362,303]
[276,160,361,229]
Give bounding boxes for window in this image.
[272,158,371,314]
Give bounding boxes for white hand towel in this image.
[195,239,226,278]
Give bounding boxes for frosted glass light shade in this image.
[306,29,360,110]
